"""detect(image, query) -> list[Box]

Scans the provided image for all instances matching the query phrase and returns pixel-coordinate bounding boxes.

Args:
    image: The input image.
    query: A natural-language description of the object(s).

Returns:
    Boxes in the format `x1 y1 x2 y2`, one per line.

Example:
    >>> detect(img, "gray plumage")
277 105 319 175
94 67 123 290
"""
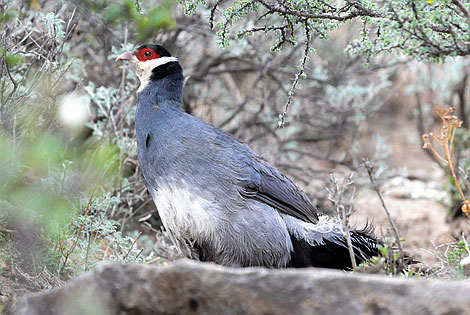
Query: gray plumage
119 44 378 269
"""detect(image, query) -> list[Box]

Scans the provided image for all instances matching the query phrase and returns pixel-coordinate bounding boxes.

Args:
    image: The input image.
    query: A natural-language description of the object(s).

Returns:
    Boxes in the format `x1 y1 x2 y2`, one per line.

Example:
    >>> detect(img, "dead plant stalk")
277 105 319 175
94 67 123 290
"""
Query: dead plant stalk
327 173 357 270
422 106 469 218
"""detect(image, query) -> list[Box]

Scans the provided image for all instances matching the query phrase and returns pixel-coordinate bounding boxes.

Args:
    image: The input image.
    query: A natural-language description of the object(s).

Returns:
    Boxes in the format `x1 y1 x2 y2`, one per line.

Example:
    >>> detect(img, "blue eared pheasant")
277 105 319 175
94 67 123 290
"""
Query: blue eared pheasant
116 44 378 269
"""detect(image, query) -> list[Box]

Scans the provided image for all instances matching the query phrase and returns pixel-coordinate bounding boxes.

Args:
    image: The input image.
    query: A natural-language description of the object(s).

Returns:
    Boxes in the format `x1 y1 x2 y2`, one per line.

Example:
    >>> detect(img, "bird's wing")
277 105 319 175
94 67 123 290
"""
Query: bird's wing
203 122 319 224
239 158 319 224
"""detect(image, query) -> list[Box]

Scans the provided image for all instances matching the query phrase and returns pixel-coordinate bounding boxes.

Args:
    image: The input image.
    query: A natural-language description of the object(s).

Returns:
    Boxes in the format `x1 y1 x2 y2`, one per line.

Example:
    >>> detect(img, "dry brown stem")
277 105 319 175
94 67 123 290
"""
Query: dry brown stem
422 106 469 218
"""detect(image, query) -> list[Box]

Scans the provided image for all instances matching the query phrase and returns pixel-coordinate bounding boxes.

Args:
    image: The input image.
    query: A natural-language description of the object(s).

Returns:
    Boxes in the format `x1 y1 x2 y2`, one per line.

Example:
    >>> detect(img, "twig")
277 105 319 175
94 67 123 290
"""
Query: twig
210 0 225 29
135 0 144 14
256 0 384 21
123 231 142 261
84 232 92 271
278 22 310 128
62 196 93 269
452 0 469 17
327 173 358 270
363 158 404 268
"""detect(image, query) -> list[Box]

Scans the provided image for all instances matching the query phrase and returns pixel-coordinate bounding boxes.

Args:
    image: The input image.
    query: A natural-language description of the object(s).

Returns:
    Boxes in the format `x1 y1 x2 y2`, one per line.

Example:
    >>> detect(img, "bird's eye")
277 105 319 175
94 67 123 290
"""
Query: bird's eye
136 48 161 61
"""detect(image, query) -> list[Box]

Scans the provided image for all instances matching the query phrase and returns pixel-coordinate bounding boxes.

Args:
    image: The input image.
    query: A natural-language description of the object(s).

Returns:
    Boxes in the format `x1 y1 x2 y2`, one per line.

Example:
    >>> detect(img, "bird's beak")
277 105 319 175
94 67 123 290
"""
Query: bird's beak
115 51 134 62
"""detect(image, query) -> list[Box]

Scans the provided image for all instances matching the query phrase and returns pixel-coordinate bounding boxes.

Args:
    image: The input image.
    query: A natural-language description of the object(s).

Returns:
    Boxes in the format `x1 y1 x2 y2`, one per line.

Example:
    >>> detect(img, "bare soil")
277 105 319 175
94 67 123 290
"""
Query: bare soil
351 108 464 265
353 191 452 264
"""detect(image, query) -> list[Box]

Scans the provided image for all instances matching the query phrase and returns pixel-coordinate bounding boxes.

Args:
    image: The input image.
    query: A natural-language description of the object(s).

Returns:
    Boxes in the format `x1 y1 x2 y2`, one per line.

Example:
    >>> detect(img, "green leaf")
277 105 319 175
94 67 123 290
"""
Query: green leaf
6 54 24 67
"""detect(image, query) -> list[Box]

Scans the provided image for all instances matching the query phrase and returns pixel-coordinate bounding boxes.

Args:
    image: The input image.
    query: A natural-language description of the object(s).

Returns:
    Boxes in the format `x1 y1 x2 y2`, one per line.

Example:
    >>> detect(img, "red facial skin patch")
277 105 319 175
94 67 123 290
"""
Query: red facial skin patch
136 48 161 61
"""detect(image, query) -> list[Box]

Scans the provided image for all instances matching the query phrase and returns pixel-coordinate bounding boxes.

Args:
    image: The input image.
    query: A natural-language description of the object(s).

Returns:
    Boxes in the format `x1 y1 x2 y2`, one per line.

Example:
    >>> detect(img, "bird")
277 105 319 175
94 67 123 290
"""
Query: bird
116 44 379 269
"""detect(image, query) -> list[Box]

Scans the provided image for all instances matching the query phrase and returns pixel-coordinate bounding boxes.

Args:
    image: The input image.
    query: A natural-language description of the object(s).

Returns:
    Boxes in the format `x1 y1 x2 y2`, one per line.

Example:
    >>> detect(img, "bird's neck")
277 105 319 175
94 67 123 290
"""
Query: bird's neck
137 62 184 108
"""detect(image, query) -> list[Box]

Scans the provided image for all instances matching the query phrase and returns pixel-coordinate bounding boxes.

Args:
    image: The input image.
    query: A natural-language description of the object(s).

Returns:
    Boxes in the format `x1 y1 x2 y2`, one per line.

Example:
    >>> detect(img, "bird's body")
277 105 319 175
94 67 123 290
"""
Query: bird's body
117 45 378 269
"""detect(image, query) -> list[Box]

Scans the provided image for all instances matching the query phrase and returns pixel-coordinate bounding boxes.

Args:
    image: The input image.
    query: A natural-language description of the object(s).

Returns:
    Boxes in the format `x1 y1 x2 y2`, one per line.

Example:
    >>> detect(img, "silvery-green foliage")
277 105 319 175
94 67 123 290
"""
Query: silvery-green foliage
84 48 139 158
0 1 150 286
0 7 83 138
183 0 470 61
66 192 145 273
41 12 66 41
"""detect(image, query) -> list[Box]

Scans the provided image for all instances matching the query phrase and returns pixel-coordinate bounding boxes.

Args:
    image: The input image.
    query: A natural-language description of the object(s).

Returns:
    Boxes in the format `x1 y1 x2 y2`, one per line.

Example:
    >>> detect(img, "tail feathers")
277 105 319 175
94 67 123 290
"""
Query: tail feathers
350 226 380 261
287 224 379 269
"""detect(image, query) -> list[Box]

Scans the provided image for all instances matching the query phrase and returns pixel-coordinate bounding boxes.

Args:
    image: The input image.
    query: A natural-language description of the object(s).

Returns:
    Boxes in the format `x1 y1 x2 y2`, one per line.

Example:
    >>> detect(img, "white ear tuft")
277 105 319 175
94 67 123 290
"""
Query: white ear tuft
136 57 179 92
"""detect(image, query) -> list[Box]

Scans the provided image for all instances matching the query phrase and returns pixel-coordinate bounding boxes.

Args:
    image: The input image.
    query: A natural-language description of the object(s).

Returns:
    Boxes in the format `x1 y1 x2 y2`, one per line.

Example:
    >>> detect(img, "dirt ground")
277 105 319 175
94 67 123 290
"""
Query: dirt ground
350 108 465 265
353 190 452 264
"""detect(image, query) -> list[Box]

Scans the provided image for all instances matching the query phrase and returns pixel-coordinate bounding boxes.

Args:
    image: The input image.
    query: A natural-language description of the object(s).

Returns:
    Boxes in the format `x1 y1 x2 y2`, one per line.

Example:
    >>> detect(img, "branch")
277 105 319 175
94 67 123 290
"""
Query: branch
257 0 384 21
452 0 469 17
278 22 310 127
363 159 404 269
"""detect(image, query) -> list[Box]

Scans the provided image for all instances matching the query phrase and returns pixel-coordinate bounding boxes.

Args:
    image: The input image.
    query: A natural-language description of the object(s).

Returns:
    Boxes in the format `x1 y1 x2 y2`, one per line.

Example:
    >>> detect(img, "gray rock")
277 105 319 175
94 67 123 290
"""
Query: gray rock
383 176 449 203
11 259 470 315
460 255 470 277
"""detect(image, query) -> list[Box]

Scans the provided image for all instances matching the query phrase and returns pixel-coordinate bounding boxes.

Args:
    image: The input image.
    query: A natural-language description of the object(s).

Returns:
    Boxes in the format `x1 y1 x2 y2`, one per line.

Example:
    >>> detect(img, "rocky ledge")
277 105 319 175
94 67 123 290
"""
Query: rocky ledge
10 259 470 315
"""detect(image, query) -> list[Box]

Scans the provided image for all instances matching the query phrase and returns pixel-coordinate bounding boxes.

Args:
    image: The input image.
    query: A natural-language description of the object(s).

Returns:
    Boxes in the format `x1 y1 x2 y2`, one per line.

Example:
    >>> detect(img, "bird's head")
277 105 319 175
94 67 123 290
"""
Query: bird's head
115 44 180 92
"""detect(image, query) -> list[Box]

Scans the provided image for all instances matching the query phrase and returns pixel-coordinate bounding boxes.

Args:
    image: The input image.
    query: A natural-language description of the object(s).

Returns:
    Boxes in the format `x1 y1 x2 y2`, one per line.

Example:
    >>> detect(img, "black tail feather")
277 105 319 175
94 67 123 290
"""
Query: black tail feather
287 225 379 269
